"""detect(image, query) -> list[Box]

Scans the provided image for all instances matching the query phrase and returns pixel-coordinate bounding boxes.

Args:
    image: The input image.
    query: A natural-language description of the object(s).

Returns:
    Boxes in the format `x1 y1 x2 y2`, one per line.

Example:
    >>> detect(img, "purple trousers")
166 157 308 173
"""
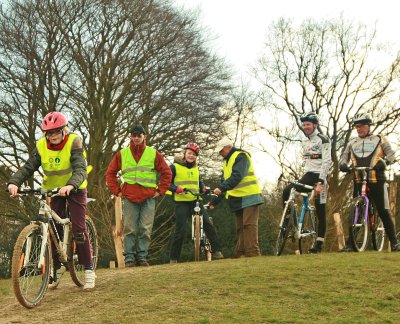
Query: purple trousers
50 189 92 267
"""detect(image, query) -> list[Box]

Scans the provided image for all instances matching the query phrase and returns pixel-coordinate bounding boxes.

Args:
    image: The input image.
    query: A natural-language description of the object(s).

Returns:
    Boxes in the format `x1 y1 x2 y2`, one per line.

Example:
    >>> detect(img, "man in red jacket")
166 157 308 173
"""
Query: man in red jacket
106 125 172 266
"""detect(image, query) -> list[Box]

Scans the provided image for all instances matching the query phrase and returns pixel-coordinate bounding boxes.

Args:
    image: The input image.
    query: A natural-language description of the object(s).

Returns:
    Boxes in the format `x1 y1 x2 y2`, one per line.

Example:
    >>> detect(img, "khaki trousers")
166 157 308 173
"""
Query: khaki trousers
235 205 261 257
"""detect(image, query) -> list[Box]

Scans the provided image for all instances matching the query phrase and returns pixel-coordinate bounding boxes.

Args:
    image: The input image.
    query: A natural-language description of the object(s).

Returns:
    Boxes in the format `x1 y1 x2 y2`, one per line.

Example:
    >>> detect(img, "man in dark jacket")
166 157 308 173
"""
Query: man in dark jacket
106 125 172 266
212 138 264 258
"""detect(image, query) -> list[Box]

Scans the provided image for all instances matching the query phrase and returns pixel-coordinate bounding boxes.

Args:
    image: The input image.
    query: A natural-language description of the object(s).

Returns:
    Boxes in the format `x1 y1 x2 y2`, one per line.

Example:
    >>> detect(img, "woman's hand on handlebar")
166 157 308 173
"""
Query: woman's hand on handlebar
58 185 75 196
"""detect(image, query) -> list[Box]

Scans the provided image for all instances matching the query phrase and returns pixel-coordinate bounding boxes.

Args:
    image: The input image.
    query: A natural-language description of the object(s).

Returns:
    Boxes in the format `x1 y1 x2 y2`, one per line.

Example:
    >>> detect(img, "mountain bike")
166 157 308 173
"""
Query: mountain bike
11 188 98 308
183 189 215 262
276 181 317 256
346 167 385 252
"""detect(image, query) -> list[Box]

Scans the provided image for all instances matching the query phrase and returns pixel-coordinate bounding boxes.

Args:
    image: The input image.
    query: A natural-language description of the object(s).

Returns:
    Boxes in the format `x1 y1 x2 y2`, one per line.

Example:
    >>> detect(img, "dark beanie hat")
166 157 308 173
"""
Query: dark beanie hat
130 124 146 135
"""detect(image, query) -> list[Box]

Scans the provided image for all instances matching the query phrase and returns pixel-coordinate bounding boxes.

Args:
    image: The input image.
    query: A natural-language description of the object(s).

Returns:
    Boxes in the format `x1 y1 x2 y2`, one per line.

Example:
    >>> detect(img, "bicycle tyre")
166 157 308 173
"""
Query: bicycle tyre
276 201 294 256
371 217 385 251
69 216 98 287
298 210 317 254
12 223 51 309
193 215 201 261
349 197 368 252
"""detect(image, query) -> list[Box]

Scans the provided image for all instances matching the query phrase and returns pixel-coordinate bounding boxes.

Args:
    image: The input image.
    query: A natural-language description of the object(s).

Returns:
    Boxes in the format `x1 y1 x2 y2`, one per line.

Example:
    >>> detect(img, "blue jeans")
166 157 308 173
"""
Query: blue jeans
123 198 155 261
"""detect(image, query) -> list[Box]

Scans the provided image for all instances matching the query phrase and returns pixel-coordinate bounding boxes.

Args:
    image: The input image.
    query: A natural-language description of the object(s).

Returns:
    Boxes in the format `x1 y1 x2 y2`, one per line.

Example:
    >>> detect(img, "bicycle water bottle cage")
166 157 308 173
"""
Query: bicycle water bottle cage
74 232 86 244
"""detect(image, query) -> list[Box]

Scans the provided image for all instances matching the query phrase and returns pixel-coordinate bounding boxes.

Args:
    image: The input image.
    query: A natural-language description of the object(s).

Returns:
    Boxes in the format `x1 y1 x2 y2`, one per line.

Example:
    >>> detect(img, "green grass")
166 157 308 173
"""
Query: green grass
1 252 400 323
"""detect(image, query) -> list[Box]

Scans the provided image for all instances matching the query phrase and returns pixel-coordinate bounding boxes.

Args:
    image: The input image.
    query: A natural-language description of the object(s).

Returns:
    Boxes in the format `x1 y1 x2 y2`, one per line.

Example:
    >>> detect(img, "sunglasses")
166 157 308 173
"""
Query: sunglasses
46 128 63 136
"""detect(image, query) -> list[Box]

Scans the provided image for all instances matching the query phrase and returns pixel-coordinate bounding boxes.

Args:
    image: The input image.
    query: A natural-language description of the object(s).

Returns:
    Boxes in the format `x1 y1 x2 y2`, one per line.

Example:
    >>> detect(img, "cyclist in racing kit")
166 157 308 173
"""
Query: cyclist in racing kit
282 112 332 253
339 112 400 252
7 112 96 290
168 142 224 263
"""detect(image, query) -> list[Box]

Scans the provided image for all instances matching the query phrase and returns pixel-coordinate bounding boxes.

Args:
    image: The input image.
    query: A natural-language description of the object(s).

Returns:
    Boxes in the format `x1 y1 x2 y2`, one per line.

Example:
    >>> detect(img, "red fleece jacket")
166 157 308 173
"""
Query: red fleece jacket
106 141 172 203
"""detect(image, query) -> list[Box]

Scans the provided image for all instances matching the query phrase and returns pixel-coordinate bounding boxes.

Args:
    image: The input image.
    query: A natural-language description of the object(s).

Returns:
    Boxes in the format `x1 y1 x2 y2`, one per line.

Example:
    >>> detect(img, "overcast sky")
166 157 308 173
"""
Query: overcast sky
173 0 400 76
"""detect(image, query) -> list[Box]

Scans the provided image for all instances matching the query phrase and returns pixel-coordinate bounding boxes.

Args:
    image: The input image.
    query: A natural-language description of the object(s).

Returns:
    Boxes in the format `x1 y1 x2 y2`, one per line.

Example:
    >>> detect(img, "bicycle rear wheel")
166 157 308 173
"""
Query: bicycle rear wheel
12 223 51 309
275 201 294 256
68 216 98 287
298 210 317 254
349 198 368 252
193 215 201 261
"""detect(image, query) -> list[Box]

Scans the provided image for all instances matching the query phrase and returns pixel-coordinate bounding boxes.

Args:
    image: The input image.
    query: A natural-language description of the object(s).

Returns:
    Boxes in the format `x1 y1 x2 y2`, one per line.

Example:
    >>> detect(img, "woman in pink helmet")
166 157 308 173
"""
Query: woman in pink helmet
7 111 96 290
168 142 224 263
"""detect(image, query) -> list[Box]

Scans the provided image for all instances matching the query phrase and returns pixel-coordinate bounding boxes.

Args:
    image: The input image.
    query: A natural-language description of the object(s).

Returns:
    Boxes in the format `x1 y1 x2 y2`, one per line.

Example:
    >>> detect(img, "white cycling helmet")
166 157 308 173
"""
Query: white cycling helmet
352 112 373 125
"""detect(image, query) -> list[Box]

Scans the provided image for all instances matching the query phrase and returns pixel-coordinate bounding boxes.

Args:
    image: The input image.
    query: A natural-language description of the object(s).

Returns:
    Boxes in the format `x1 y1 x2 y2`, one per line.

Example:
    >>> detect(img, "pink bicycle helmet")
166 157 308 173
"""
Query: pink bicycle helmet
41 112 68 131
185 142 201 155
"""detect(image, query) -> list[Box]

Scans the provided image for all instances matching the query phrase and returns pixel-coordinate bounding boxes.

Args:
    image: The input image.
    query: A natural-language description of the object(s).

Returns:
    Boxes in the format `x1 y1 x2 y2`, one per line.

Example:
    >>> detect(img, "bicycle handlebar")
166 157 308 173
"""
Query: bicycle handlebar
182 188 218 198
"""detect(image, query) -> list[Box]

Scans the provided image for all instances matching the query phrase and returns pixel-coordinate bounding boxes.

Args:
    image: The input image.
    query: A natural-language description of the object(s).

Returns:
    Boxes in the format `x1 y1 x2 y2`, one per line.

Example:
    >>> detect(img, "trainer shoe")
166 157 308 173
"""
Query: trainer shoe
83 270 96 291
212 251 224 259
49 265 66 289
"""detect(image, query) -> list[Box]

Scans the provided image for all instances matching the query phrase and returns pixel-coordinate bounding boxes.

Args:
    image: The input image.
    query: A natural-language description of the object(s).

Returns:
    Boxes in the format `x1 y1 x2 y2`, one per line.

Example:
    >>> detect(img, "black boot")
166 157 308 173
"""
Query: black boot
308 240 323 254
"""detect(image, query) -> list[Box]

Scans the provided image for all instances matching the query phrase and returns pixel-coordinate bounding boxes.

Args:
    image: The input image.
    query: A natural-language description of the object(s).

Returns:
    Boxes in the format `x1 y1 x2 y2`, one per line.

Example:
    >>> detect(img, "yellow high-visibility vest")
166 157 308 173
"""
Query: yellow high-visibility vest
173 163 200 201
37 134 87 190
223 151 261 198
120 146 157 188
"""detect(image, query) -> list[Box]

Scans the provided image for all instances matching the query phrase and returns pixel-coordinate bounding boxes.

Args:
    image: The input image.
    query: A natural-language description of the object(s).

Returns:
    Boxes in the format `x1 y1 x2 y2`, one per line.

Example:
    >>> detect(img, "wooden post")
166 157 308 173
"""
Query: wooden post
113 196 125 268
389 182 397 252
333 213 345 251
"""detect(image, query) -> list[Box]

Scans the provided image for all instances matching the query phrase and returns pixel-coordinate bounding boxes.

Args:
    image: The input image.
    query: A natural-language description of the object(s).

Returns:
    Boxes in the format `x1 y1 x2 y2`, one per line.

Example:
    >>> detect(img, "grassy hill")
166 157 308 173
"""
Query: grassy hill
1 252 399 323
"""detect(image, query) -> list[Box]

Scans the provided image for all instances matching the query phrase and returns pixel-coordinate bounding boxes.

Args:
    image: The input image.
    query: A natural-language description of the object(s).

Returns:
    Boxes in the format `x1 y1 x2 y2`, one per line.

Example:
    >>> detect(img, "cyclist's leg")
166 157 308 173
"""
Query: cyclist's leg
67 189 93 269
169 202 191 261
368 182 398 249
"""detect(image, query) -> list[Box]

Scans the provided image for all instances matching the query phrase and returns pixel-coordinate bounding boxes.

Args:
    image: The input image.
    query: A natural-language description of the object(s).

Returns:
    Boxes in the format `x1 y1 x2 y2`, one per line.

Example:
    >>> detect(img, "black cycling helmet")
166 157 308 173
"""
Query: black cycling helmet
352 112 373 125
300 112 319 124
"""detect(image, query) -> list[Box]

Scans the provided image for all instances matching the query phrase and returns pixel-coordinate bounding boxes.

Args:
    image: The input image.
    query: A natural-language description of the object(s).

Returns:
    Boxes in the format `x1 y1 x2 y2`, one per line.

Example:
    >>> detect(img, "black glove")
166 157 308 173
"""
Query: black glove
339 163 350 172
373 159 386 171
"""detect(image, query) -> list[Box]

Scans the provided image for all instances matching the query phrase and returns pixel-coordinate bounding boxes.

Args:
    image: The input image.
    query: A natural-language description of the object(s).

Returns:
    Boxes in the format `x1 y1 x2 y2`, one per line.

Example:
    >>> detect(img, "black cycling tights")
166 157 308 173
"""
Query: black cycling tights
282 172 326 239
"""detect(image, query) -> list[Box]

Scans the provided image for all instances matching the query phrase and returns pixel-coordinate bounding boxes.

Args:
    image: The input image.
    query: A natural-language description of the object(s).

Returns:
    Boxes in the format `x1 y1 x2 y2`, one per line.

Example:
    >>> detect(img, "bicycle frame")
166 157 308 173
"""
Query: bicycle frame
23 191 71 272
276 181 317 255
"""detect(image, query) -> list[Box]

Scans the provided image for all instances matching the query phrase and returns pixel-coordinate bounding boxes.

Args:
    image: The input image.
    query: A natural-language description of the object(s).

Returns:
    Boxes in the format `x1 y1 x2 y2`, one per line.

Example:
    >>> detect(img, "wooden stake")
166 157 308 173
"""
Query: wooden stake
114 196 125 268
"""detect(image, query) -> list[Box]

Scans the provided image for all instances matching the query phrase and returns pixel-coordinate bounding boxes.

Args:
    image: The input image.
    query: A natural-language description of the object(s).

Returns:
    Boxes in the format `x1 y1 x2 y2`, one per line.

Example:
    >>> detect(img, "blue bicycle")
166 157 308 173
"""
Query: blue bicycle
276 181 318 255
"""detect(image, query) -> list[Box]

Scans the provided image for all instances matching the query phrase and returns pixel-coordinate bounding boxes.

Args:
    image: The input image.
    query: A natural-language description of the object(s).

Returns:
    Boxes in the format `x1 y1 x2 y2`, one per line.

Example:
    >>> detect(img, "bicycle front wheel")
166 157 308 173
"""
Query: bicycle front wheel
371 217 385 251
193 215 201 261
298 210 317 254
349 198 368 252
275 201 294 256
12 223 51 309
68 216 98 287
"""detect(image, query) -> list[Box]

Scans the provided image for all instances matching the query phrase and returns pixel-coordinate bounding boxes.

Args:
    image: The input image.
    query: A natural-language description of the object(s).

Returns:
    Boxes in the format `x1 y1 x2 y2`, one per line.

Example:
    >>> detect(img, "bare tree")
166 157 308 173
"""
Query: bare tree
0 0 231 266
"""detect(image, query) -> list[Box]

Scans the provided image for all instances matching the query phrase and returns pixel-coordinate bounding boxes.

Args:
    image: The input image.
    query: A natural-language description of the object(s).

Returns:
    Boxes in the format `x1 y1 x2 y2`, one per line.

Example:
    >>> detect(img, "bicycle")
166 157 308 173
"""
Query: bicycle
11 187 98 308
183 188 215 262
275 181 318 256
345 167 385 252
